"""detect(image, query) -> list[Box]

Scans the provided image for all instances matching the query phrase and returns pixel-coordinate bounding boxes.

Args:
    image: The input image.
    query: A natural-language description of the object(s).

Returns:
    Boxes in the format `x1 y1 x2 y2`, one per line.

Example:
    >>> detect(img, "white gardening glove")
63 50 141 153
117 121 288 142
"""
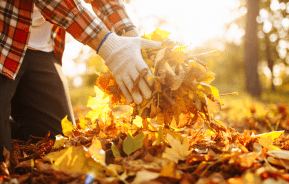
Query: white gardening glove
98 32 162 104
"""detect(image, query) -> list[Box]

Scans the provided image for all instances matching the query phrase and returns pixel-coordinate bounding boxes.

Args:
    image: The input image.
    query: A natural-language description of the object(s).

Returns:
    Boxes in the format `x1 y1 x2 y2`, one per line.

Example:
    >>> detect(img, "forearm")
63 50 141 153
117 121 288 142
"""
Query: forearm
85 0 137 36
86 27 110 51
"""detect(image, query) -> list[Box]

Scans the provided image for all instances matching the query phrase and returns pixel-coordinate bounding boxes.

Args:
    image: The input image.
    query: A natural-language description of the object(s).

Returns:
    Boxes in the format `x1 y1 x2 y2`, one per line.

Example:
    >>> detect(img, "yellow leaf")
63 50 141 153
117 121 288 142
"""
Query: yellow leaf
141 46 148 60
53 135 67 149
154 126 164 145
89 54 105 72
159 162 181 179
88 137 106 165
78 115 88 130
169 46 187 64
132 116 143 127
86 86 110 122
142 27 170 41
61 115 74 137
253 131 284 149
162 133 191 163
44 146 105 176
205 129 215 137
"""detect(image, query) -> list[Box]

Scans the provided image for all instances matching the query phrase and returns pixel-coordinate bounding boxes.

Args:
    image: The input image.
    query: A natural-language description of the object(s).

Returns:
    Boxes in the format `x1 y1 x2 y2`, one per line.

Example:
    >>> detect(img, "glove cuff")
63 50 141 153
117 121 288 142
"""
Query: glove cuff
98 32 123 61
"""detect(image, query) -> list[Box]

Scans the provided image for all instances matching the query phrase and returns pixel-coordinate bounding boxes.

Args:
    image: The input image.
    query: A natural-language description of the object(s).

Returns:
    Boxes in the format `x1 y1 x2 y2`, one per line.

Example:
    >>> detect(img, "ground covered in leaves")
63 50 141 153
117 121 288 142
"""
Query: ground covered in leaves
1 29 289 184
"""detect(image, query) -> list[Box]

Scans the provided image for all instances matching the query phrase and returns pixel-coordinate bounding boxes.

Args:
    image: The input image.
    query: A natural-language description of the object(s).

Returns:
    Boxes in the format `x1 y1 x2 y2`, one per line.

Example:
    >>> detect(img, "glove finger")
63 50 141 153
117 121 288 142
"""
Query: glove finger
129 68 152 100
144 69 154 87
140 39 162 49
136 60 154 87
138 78 152 99
123 75 143 104
116 78 133 103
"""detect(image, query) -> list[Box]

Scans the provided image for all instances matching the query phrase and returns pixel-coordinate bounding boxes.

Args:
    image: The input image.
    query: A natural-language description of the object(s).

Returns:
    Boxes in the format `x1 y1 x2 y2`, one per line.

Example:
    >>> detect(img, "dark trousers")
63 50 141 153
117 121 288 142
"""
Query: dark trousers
0 49 75 153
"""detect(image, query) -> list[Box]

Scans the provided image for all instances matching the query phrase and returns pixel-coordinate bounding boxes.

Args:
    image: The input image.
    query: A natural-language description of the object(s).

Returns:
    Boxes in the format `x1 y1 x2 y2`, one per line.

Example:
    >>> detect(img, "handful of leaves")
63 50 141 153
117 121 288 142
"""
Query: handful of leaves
96 28 222 128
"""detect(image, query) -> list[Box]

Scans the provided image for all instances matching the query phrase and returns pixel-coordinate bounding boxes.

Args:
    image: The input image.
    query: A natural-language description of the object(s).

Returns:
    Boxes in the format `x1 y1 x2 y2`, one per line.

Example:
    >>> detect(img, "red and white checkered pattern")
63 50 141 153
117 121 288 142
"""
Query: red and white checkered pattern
0 0 137 80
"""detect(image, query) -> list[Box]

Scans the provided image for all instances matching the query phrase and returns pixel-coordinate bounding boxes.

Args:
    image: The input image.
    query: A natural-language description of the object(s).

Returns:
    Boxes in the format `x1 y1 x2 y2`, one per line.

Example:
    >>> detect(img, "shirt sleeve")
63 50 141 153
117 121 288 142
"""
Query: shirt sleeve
84 0 138 36
34 0 105 44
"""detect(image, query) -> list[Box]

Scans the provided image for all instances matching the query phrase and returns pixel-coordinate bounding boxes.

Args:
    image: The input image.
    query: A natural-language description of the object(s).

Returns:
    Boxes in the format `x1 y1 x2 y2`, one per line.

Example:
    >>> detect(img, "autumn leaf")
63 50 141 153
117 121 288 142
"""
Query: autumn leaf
86 86 110 122
253 131 284 149
123 132 144 156
169 46 187 64
53 135 68 149
78 115 88 130
44 146 105 176
162 133 191 163
142 27 170 41
61 115 74 137
111 144 121 157
159 162 181 179
88 137 106 165
132 169 159 184
154 126 164 145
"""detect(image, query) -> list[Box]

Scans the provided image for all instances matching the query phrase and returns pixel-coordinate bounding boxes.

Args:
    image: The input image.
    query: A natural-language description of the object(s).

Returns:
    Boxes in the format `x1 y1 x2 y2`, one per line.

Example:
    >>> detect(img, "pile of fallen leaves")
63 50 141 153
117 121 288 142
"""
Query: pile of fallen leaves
94 28 228 130
1 29 289 184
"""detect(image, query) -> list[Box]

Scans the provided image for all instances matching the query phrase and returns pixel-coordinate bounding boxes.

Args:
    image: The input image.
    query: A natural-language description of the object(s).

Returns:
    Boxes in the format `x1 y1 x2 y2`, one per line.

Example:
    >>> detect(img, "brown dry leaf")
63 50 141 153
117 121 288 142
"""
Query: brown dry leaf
242 171 262 184
267 156 289 169
227 177 243 184
169 46 187 64
196 173 227 184
230 152 258 168
266 149 289 160
154 47 167 69
0 147 10 176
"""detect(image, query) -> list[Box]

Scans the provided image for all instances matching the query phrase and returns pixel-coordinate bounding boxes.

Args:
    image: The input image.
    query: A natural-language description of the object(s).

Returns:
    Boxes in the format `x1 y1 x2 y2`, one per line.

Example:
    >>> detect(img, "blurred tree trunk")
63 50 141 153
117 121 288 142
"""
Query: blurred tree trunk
264 35 275 91
244 0 262 96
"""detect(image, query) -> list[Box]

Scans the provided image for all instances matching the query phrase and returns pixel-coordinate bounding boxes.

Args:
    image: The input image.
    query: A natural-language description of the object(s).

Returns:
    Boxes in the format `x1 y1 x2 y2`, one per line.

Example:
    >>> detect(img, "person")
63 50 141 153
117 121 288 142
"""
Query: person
0 0 161 171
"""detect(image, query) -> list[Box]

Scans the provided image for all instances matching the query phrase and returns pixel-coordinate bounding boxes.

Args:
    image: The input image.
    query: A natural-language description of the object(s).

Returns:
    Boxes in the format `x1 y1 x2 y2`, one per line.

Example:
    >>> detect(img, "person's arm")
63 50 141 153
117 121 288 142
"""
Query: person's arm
84 0 138 36
34 0 105 45
34 0 162 104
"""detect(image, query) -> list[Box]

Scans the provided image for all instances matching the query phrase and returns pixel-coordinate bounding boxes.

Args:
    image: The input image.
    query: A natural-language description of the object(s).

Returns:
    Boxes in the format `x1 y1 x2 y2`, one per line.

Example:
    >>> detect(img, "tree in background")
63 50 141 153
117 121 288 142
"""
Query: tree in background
244 0 262 96
258 0 289 91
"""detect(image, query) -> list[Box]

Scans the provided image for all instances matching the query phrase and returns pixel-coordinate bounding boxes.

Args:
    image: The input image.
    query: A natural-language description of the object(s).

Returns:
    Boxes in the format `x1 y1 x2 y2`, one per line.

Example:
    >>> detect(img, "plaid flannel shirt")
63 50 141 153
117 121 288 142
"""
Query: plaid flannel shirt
0 0 137 80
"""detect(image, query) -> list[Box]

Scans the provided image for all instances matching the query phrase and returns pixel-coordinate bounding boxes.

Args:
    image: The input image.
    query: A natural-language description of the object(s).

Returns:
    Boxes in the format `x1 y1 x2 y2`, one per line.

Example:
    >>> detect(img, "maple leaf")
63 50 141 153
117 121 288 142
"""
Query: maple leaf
162 133 191 163
86 86 110 122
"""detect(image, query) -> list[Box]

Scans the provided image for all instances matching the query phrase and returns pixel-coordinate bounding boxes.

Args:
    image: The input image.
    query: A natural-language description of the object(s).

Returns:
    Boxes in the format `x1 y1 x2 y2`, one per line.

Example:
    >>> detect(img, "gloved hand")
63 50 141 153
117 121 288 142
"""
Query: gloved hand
98 32 162 104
